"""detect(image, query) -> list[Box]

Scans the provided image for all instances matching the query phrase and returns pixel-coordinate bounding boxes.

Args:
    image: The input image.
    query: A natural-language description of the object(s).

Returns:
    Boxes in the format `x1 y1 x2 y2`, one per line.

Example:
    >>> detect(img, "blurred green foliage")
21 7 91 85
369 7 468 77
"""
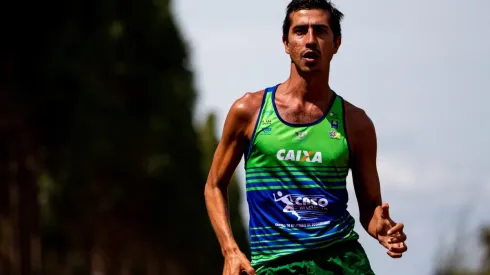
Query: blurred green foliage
0 0 249 274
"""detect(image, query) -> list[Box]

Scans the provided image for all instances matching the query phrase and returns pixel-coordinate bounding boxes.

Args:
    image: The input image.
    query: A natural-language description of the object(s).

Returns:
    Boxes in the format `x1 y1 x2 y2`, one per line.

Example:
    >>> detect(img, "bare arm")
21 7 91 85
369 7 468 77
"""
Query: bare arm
347 106 382 239
204 92 261 257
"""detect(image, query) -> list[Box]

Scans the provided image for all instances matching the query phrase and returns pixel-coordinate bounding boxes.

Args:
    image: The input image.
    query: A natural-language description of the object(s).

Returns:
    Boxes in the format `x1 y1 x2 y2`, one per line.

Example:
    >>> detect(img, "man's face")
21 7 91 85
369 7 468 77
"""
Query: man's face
283 9 341 74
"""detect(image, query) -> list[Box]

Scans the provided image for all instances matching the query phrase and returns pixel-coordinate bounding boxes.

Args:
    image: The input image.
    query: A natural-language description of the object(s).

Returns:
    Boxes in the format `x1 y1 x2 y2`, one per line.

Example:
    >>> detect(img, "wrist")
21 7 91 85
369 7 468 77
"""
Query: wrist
369 224 378 240
221 244 240 257
367 209 382 239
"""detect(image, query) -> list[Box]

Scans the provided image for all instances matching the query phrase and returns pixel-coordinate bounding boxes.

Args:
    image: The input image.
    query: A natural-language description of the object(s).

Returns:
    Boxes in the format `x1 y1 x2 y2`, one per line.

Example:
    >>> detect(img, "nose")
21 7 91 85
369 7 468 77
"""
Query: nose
305 27 317 47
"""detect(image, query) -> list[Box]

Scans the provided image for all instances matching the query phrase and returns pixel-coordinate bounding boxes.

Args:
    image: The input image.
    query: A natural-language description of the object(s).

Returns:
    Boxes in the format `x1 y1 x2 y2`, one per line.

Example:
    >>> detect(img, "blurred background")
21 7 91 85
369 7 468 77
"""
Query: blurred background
0 0 489 274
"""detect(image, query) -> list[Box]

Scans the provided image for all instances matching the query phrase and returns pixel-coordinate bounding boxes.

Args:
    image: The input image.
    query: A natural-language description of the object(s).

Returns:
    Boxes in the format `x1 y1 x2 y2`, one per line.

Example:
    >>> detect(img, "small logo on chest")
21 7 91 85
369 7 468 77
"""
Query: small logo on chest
261 127 272 135
262 119 272 125
295 131 307 139
329 131 341 139
276 149 322 163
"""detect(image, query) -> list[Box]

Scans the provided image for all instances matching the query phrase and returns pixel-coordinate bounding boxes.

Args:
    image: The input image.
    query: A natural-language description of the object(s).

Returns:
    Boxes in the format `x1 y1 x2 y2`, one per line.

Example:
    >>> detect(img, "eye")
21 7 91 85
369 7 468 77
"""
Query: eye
293 26 308 35
313 26 328 35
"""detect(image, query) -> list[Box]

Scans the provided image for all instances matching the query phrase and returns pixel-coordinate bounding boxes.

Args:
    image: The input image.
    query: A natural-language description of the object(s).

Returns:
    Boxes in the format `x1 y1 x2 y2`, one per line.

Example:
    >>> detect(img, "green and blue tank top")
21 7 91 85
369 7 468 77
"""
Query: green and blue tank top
244 84 359 269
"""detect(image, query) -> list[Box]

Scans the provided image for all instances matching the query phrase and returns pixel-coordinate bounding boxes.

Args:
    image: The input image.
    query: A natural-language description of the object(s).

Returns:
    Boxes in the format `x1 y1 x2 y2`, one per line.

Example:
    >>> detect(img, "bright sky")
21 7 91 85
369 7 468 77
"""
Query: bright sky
171 1 490 274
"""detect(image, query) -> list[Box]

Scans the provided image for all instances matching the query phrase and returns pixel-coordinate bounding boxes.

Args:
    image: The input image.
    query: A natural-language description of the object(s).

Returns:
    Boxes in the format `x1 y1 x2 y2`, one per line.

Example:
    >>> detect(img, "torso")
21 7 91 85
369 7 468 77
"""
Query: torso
241 84 363 268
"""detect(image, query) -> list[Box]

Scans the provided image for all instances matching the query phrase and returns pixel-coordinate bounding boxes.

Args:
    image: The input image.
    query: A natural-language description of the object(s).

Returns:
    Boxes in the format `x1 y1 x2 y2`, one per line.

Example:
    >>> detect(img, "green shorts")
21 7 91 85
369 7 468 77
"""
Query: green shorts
255 240 375 275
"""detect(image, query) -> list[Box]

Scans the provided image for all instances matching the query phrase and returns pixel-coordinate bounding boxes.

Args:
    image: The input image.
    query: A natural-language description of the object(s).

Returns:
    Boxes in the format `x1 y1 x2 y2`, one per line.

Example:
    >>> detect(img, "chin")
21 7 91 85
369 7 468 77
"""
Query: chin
299 66 322 74
293 62 322 74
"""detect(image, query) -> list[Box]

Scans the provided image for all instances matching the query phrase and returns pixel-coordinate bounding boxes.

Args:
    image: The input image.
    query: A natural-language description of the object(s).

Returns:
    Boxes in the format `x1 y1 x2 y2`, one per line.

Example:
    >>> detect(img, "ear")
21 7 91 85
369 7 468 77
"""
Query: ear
282 35 290 54
333 36 342 54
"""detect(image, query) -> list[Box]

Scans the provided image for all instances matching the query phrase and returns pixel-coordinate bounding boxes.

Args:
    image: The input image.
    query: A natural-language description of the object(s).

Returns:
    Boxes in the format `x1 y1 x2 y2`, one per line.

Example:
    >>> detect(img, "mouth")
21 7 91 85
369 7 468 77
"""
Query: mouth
302 51 320 62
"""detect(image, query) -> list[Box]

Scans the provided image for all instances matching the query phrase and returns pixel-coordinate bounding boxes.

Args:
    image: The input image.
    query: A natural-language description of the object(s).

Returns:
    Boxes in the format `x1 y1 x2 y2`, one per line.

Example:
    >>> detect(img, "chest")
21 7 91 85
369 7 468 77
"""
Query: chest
249 119 349 167
275 103 327 125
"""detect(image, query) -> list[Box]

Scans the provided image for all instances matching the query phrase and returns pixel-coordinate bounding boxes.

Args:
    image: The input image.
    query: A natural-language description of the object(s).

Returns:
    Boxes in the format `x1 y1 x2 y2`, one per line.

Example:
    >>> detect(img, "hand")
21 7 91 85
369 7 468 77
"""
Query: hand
376 202 407 258
223 251 255 275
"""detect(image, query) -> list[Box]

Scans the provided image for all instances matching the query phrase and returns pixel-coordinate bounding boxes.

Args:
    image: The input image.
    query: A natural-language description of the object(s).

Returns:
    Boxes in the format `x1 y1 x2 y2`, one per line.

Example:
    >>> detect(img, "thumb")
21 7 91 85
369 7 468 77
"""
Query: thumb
381 202 390 220
242 259 255 275
244 265 256 275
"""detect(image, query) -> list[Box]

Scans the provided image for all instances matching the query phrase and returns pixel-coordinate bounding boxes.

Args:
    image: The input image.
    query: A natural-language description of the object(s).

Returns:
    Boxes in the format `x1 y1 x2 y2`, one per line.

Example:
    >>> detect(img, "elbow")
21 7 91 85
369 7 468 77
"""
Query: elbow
204 179 228 212
204 182 215 211
204 180 213 199
204 173 215 194
204 177 222 199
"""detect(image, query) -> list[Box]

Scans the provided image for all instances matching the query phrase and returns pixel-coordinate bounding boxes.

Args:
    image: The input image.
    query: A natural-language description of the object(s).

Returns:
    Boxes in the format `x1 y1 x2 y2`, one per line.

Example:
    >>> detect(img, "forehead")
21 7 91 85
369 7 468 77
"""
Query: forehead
290 9 331 26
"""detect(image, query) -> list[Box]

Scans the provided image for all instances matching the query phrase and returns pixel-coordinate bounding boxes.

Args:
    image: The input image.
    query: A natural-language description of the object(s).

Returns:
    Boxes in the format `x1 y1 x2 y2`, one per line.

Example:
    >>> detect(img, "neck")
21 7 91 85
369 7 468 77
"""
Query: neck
283 64 332 101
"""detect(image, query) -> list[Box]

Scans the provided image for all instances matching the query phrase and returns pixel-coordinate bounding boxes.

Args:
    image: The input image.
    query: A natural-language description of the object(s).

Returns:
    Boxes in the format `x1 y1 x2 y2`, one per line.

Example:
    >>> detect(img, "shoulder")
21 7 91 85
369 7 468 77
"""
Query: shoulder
342 98 376 151
228 90 265 122
343 99 374 131
223 90 266 138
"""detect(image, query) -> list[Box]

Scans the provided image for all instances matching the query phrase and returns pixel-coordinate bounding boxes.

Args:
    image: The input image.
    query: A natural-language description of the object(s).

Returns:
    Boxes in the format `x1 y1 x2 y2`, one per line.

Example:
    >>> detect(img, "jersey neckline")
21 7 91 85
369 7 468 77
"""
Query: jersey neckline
270 83 337 128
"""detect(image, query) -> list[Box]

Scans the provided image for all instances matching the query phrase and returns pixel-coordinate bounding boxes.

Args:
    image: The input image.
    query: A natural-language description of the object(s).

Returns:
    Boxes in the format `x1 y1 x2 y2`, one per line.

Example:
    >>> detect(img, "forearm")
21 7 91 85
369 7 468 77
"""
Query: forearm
204 181 240 256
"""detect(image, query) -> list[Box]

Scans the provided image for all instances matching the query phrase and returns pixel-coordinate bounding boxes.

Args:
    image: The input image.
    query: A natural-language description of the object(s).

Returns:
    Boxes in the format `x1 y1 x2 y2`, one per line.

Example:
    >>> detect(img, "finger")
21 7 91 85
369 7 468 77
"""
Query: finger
242 263 256 275
242 267 255 275
379 239 390 250
389 242 408 253
387 250 403 258
387 223 404 235
381 202 390 220
388 232 407 243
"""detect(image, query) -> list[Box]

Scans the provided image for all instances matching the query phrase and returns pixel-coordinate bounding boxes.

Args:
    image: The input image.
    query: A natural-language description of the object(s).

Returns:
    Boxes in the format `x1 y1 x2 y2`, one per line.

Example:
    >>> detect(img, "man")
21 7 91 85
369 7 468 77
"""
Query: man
204 0 408 274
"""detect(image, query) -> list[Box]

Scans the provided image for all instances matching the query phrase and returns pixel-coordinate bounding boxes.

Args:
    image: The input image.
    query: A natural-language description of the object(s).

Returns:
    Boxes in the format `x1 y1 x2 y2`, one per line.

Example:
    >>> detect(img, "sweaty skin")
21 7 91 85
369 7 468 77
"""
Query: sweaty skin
204 91 406 274
204 92 262 275
204 7 407 275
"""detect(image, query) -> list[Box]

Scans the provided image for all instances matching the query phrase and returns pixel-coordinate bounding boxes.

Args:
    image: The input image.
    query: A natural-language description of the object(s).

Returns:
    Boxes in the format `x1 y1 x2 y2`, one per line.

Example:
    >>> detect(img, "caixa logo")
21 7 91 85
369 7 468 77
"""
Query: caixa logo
276 149 322 163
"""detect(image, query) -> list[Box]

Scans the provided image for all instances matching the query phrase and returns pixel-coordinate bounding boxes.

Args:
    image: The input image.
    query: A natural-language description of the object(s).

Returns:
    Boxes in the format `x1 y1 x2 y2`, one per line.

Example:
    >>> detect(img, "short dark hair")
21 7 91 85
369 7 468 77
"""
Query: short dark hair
282 0 344 42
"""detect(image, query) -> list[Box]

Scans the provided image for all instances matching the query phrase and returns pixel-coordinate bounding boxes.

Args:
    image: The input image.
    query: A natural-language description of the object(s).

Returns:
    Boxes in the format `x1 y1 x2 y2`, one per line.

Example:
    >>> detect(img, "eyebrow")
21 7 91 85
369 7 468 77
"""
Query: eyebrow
292 23 329 30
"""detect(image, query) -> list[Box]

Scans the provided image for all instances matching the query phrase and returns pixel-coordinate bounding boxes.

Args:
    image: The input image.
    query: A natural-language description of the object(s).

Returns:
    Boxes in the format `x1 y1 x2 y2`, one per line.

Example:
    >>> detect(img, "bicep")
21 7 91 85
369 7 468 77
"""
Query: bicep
351 116 382 209
206 108 249 189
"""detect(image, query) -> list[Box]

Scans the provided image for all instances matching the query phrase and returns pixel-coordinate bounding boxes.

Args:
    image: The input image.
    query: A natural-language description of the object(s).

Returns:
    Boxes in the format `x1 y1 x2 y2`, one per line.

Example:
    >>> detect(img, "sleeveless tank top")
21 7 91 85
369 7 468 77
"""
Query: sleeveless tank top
244 84 359 268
